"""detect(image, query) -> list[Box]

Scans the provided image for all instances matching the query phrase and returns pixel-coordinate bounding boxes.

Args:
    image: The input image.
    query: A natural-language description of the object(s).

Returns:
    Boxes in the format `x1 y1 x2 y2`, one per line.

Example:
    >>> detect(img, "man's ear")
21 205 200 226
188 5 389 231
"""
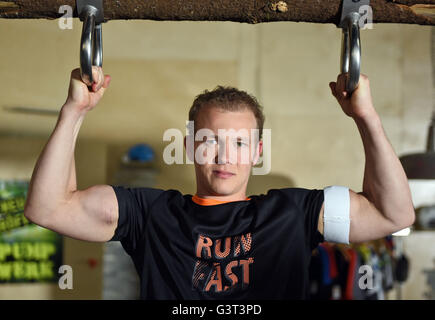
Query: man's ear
184 135 195 163
252 140 263 165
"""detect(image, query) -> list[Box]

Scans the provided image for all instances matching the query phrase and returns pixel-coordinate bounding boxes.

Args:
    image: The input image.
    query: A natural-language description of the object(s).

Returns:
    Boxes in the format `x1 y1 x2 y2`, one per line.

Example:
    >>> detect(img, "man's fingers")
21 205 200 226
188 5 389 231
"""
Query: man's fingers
70 68 82 81
334 73 350 100
91 74 111 93
329 82 337 98
92 82 99 92
91 66 104 91
330 81 346 100
336 73 347 92
102 75 111 89
70 67 105 91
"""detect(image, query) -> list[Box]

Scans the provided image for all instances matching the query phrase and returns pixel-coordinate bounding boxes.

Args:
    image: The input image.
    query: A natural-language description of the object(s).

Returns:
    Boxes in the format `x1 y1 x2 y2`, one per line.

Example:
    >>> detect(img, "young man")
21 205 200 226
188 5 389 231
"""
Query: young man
24 67 415 299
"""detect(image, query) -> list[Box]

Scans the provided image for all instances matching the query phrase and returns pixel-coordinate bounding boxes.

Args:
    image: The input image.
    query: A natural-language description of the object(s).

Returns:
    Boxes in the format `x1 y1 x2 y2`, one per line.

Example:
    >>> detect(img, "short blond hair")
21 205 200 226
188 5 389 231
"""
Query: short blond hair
188 86 265 139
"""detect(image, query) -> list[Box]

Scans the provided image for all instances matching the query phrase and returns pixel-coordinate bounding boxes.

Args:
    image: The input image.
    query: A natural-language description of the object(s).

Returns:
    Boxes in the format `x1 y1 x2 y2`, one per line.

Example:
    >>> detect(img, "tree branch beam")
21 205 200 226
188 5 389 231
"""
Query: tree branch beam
0 0 433 25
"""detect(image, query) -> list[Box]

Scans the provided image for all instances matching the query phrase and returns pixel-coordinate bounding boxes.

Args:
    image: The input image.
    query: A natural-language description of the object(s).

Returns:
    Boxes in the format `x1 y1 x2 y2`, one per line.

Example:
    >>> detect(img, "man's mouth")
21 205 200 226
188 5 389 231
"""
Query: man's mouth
213 170 235 179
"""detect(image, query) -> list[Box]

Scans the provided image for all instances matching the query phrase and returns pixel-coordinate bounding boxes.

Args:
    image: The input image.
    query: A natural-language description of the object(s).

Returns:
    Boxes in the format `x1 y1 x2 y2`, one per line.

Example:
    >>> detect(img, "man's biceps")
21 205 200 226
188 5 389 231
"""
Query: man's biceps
348 192 398 243
104 186 120 226
76 185 119 226
349 190 364 220
349 191 382 223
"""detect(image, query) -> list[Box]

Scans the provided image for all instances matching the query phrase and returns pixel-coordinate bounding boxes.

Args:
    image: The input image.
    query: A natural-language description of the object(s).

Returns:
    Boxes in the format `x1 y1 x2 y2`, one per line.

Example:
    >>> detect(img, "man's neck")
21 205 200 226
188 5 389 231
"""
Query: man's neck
194 192 248 202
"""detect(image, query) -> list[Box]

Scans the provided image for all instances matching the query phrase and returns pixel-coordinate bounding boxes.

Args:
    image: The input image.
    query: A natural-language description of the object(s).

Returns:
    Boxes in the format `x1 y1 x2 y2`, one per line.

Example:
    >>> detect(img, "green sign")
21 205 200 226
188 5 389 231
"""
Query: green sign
0 180 63 283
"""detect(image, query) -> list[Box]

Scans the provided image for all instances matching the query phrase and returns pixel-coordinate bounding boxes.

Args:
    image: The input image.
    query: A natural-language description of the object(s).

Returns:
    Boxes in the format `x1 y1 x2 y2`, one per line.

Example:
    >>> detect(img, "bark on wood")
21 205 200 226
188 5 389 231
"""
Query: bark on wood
0 0 433 25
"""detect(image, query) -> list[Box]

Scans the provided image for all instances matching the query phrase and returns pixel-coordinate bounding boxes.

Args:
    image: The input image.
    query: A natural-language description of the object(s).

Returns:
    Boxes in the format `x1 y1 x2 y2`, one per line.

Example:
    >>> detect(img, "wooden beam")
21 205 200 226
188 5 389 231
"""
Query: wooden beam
0 0 433 25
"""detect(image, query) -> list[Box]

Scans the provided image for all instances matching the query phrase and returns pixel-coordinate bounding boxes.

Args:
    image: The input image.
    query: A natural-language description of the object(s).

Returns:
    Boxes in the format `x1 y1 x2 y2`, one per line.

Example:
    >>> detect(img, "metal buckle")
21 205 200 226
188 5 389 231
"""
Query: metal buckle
76 0 104 86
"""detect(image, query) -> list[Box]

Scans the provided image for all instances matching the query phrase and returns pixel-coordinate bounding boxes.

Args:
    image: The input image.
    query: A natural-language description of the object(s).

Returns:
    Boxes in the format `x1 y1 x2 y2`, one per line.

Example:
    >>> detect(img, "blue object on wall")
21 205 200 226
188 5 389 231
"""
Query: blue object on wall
127 144 155 163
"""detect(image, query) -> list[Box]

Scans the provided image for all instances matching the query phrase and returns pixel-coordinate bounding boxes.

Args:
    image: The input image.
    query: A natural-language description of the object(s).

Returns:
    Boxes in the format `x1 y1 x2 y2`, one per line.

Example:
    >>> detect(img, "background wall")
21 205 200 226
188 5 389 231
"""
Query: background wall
0 136 106 299
0 17 432 299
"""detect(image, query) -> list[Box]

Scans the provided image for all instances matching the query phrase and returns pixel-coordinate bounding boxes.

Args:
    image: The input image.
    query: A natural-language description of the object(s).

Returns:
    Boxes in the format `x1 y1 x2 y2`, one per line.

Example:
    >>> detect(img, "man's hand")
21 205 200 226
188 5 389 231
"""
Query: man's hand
329 73 376 120
63 66 111 116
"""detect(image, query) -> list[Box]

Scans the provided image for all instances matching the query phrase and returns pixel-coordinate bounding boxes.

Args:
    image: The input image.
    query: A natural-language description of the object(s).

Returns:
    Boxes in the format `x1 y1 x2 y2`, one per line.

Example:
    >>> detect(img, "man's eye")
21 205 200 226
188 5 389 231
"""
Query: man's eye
236 141 248 147
205 139 217 145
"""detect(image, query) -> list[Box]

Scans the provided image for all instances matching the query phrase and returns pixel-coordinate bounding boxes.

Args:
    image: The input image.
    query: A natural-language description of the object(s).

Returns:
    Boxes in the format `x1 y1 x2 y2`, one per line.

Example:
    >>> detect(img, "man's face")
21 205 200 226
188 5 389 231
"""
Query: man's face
186 105 262 198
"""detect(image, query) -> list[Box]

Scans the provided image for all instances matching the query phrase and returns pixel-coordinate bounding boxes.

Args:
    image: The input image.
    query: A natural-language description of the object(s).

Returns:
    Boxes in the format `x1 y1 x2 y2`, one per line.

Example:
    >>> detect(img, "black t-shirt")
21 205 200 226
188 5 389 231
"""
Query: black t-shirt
109 186 325 300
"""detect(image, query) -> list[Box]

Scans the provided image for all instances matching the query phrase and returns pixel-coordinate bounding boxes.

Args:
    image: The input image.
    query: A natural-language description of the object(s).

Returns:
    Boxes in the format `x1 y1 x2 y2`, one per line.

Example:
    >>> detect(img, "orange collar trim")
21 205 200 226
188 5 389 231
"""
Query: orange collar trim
192 195 251 206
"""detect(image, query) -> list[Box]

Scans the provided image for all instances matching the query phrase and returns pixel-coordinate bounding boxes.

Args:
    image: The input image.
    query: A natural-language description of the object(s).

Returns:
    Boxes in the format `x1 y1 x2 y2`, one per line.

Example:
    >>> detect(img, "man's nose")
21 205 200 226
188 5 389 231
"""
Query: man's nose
215 138 237 164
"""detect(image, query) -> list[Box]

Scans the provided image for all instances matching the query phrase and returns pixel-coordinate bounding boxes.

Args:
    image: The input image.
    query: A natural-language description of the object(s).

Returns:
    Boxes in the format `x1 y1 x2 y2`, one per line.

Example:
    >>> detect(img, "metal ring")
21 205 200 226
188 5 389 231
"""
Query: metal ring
340 12 360 94
80 6 103 86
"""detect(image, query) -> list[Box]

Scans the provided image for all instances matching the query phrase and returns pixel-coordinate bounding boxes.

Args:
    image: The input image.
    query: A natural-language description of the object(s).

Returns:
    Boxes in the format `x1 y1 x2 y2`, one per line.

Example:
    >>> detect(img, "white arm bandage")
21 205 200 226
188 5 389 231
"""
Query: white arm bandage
323 185 350 244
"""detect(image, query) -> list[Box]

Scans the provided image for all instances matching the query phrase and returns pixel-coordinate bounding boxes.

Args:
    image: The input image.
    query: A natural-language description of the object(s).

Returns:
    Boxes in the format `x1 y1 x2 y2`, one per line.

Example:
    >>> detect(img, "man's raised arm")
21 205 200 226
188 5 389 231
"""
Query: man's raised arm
24 67 118 242
317 74 415 243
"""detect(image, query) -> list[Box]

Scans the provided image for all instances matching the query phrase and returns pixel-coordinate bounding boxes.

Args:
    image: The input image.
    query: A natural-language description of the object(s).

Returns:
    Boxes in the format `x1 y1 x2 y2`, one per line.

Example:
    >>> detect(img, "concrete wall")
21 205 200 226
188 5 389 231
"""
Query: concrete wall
0 135 106 299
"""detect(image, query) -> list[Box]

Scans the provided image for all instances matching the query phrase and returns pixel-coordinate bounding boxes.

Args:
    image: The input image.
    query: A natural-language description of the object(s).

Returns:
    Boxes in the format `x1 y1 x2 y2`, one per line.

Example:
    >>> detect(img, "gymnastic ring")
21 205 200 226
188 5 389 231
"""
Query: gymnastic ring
340 12 360 94
79 3 103 86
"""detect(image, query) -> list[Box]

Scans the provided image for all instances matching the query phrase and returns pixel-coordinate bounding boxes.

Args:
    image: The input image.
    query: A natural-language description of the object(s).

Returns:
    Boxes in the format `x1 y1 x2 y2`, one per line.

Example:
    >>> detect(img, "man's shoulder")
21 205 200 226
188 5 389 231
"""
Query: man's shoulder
249 188 324 211
110 185 178 202
249 187 315 199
